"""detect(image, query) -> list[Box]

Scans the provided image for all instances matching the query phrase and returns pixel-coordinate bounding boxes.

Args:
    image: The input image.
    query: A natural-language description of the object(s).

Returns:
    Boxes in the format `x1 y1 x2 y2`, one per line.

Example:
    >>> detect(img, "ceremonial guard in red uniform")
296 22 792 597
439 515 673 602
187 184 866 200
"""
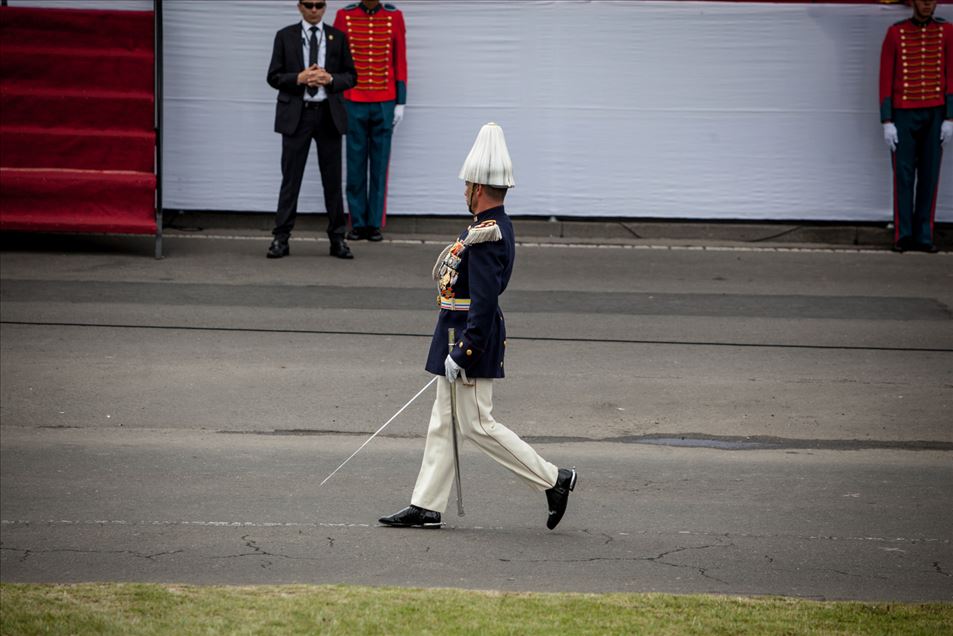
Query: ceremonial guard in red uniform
879 0 953 253
378 123 577 531
333 1 407 242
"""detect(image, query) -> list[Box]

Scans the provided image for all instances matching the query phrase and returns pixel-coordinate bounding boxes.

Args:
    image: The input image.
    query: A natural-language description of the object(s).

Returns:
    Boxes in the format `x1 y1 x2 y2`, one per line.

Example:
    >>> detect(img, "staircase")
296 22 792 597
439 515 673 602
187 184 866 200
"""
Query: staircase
0 6 157 237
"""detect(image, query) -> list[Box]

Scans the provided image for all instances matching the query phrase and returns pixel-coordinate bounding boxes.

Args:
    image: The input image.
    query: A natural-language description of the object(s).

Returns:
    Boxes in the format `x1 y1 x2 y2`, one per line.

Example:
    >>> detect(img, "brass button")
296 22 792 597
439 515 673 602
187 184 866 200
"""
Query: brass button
466 349 473 356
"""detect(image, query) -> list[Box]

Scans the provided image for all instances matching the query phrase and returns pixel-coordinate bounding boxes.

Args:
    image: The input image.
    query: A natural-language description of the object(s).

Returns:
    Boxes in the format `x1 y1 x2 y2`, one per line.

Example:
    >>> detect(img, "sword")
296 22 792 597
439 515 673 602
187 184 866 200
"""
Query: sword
448 328 465 517
319 376 437 487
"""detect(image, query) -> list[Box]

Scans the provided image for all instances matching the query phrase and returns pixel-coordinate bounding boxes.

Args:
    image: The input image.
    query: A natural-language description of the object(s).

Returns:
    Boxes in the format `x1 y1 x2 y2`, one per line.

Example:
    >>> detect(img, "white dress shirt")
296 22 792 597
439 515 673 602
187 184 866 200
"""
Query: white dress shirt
301 19 328 102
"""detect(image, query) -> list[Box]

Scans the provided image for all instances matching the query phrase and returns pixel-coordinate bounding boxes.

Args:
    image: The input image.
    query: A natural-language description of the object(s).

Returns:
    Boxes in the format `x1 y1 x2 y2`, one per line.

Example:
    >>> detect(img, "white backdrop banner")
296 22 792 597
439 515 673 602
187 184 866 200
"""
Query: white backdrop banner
28 0 951 221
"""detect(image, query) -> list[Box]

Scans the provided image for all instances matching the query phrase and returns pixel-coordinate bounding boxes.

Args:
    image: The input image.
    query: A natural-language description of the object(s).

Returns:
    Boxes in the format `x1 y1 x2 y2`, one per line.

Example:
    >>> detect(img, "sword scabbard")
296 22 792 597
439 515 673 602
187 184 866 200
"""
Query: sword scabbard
448 327 465 516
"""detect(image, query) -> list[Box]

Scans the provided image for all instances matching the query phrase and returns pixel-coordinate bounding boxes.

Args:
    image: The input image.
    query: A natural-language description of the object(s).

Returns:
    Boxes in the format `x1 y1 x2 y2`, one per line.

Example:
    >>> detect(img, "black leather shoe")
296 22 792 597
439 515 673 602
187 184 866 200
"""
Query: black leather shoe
545 467 577 530
366 228 383 242
330 239 354 259
346 229 364 241
892 237 911 253
378 505 442 528
266 238 289 259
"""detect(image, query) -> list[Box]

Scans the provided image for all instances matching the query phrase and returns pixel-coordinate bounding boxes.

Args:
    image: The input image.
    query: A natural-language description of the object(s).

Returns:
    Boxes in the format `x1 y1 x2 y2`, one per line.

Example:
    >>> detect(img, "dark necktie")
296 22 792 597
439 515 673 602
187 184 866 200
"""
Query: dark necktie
307 26 318 97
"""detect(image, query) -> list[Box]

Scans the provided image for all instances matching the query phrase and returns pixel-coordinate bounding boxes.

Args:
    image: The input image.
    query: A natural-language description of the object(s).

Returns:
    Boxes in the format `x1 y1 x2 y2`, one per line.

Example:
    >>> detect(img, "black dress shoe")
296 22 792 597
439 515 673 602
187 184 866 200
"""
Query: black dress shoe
892 237 912 253
346 229 364 241
266 238 289 259
366 228 383 242
378 505 442 528
545 467 577 530
330 239 354 259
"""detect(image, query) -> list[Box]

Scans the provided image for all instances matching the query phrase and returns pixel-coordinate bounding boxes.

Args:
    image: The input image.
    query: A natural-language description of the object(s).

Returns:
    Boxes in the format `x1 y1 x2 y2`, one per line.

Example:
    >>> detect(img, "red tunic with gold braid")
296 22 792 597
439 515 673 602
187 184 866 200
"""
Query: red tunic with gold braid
879 17 953 121
333 2 407 104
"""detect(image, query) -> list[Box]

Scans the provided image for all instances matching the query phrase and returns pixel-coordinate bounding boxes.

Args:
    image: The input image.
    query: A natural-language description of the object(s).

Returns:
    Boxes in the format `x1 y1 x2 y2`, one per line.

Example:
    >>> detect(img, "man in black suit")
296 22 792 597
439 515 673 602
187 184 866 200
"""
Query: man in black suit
267 1 357 259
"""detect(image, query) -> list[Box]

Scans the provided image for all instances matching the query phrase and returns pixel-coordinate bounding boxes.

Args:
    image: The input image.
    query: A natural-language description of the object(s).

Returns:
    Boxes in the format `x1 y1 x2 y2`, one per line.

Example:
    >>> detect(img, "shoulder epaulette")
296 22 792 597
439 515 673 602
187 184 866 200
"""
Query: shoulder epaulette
343 3 359 9
463 220 502 246
383 3 398 11
936 17 947 23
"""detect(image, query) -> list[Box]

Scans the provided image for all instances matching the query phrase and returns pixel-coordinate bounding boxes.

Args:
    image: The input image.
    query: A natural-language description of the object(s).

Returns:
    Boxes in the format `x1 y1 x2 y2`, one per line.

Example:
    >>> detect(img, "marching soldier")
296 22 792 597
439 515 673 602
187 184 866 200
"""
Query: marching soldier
333 1 408 242
879 0 953 253
378 123 578 530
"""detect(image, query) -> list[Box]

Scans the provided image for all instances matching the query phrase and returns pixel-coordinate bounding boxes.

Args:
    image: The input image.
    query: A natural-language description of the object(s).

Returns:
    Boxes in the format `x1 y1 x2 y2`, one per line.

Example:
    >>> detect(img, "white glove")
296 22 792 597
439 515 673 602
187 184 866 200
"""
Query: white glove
883 122 898 152
941 120 953 145
393 104 405 128
444 354 468 384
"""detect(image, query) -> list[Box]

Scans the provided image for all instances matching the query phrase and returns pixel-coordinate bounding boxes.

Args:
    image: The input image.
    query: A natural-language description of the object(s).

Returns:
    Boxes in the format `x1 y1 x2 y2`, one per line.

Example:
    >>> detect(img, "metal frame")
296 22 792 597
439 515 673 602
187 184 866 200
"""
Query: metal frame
154 0 163 258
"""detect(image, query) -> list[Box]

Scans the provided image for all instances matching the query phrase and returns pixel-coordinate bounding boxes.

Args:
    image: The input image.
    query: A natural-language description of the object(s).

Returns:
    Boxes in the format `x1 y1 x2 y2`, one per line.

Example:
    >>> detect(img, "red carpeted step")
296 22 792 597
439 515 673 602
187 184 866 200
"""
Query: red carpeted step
0 6 153 53
0 86 154 131
0 6 157 239
0 168 156 234
0 45 154 93
1 126 155 172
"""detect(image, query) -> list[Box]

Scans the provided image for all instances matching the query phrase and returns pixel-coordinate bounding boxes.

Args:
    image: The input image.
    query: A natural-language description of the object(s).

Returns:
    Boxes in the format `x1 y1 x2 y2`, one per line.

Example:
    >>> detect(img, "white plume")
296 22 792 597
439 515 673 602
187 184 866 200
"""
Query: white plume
458 122 515 188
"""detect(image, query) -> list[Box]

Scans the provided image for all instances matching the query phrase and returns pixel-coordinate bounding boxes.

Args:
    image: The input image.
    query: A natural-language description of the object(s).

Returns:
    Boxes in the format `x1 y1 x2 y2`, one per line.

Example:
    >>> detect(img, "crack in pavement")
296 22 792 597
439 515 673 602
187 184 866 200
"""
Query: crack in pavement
827 569 890 581
498 542 733 585
0 545 182 562
645 544 733 585
581 529 614 545
933 561 950 577
209 535 320 567
2 519 948 546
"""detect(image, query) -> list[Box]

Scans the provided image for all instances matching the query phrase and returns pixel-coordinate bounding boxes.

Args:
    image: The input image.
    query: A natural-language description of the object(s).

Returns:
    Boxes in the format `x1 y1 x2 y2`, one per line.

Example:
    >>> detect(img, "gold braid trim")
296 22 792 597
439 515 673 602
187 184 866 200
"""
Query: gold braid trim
463 220 502 245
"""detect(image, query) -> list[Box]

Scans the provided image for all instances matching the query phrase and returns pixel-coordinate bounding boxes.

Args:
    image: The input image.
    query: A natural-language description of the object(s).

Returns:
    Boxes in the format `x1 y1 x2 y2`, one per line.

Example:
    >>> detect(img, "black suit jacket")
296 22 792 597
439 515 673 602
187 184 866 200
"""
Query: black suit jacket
267 22 356 136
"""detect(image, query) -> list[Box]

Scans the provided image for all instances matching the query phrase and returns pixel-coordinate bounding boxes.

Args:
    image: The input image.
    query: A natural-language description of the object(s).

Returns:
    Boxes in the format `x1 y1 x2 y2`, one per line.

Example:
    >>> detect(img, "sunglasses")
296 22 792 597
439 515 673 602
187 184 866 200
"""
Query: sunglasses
300 2 326 9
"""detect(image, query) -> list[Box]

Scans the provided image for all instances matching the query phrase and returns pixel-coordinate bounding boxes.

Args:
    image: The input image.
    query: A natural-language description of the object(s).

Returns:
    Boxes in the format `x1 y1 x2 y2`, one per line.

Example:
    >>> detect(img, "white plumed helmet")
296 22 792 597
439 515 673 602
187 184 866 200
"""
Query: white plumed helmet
458 122 515 188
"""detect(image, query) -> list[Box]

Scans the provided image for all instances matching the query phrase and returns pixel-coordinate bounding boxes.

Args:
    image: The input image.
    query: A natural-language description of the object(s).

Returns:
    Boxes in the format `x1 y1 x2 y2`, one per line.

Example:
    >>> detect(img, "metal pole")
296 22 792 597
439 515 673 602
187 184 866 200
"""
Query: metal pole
448 328 465 517
153 0 164 259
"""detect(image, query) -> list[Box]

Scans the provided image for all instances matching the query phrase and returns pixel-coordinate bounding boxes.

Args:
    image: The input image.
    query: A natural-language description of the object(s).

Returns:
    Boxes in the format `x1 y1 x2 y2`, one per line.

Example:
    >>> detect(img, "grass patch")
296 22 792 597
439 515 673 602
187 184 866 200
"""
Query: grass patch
1 583 950 635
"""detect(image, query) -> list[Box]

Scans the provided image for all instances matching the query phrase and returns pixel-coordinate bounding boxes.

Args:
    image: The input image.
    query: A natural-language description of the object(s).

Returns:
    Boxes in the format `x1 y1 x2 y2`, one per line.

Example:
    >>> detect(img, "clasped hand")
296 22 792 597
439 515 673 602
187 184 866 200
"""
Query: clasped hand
298 64 332 87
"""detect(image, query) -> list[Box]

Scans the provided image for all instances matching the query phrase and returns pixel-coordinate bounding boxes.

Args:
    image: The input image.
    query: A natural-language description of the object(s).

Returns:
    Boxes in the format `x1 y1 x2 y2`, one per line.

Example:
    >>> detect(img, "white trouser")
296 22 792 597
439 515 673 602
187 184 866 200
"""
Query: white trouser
411 377 559 514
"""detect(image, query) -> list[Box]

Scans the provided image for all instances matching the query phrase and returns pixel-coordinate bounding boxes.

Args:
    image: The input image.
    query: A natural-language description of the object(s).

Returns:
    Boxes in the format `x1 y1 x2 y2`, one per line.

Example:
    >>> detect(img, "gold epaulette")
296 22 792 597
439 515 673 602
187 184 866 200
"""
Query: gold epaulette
463 220 502 245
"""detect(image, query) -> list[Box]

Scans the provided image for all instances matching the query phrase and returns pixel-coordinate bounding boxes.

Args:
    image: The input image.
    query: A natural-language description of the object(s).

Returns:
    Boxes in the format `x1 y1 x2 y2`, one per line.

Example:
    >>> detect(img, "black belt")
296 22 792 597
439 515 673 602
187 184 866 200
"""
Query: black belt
303 100 327 109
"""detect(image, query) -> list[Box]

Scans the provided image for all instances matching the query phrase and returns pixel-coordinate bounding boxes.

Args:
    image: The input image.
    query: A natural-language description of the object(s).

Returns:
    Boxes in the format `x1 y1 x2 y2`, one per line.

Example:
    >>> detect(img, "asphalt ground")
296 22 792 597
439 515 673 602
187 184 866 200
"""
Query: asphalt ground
1 225 951 601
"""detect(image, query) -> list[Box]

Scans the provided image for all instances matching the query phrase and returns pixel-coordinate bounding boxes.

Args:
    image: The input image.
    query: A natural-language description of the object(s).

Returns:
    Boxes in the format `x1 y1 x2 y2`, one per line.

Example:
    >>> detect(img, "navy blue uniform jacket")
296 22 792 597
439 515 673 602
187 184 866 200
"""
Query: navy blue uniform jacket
425 206 514 378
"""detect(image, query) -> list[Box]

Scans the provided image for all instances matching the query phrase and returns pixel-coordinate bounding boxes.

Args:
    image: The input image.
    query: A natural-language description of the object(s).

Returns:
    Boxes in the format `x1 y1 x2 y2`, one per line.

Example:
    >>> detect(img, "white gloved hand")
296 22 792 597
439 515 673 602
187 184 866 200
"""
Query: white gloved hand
393 104 405 128
883 122 898 152
941 120 953 145
444 354 468 384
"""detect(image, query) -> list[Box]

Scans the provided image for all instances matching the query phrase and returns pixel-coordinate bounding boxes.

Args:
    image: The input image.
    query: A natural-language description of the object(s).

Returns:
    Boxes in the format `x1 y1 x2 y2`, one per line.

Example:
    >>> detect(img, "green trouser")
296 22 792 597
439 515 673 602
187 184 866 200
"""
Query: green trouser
891 106 944 246
345 100 395 230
